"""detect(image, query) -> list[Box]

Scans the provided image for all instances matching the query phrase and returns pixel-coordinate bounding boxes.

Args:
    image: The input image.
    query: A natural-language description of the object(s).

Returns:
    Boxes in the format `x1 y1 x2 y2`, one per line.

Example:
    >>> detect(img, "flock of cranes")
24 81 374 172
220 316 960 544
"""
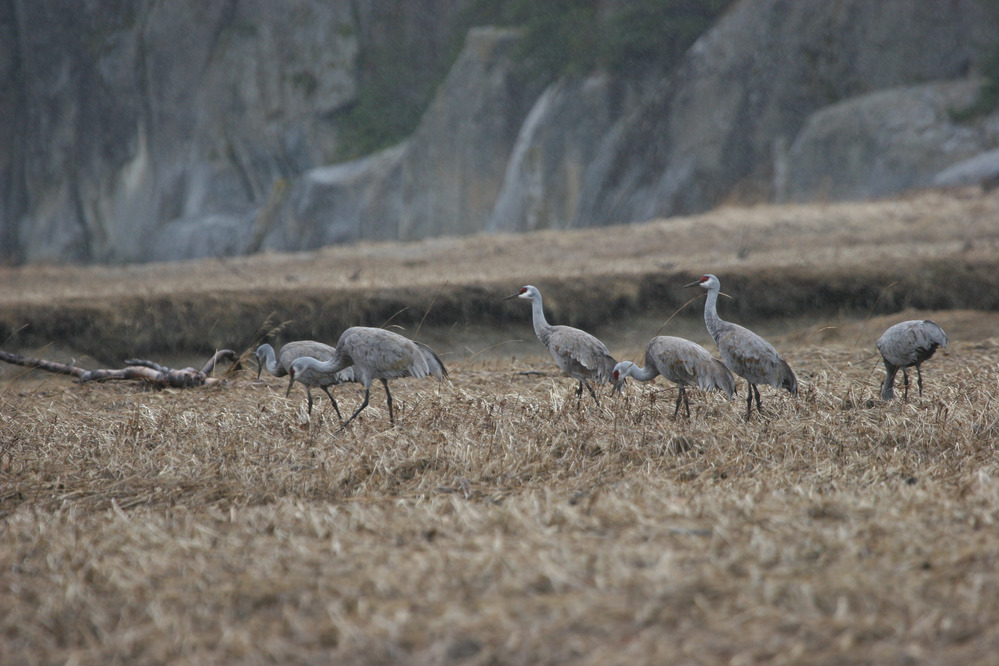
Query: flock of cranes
256 274 949 427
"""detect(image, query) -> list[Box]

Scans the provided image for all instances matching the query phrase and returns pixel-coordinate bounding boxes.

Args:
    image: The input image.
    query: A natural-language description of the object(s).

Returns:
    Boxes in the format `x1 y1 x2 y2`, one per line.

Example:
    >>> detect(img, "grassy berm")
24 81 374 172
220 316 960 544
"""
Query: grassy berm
2 188 999 663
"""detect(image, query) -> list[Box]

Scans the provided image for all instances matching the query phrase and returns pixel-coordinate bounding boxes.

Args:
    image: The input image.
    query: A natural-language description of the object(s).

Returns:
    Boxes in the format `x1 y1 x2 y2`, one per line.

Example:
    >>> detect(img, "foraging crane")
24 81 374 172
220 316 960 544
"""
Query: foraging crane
284 357 356 420
256 341 335 379
505 285 622 405
256 340 349 416
613 336 736 417
876 319 948 401
685 274 797 419
288 326 447 428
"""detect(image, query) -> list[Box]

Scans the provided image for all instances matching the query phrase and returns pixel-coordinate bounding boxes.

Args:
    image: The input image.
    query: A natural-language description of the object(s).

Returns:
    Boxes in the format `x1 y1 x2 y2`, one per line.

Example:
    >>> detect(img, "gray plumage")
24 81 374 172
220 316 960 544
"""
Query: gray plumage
256 340 335 379
686 274 797 419
289 326 448 428
876 319 948 401
613 336 736 417
505 285 622 405
256 340 350 416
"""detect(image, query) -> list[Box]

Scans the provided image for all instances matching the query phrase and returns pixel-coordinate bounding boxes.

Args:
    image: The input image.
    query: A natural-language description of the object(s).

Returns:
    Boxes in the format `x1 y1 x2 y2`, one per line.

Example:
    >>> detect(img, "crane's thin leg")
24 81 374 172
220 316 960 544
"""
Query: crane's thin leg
915 364 924 396
902 369 910 401
753 384 764 414
382 378 395 425
322 386 343 421
682 387 691 418
673 390 683 418
340 387 371 430
574 380 584 401
306 387 315 415
745 383 754 420
881 362 898 401
582 379 600 406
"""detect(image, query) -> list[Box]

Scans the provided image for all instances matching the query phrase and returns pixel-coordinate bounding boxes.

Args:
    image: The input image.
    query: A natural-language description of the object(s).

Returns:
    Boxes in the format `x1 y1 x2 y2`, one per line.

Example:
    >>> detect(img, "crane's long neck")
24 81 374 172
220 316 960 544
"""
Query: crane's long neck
269 352 285 375
259 347 281 376
298 354 350 376
530 295 553 343
702 286 725 343
624 361 657 382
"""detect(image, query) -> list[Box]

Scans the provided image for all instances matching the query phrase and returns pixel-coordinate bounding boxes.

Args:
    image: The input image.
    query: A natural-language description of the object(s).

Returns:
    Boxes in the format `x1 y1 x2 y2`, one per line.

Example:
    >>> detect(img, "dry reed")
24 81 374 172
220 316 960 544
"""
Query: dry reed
2 334 998 664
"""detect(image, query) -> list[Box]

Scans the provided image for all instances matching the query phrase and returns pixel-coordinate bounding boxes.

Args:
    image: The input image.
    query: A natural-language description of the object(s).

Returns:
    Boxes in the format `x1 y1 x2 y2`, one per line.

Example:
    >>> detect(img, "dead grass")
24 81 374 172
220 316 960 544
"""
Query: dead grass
3 327 999 663
3 188 999 663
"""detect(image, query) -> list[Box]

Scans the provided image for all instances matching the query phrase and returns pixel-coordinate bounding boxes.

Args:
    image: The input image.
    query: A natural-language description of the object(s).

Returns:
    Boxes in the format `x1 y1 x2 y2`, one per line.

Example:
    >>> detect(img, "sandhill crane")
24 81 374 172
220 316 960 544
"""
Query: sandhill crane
876 319 948 401
685 274 797 419
613 336 736 417
284 359 356 420
505 285 622 406
256 340 348 416
288 326 447 428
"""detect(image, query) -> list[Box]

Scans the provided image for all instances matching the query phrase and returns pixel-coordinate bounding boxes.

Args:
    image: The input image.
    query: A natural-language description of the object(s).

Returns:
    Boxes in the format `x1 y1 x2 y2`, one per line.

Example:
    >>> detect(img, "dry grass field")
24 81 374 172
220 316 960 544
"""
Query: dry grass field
3 187 999 664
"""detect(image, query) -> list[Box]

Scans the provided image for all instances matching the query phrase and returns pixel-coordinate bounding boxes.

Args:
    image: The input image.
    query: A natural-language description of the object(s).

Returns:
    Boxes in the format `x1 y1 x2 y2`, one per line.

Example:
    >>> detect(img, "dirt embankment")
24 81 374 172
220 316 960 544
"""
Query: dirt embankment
2 188 998 365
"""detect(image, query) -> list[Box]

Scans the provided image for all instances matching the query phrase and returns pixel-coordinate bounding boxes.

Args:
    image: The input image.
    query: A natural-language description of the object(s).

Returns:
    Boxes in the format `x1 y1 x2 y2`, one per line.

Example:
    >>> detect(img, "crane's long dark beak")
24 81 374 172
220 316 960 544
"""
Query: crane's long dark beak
683 279 701 288
256 363 263 380
285 372 296 397
503 292 520 300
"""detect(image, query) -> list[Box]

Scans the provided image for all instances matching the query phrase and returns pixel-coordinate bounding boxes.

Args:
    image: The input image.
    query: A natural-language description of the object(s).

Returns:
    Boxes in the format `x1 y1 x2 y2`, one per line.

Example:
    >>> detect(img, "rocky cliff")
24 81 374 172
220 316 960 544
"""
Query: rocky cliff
572 0 999 225
2 0 998 265
0 0 471 264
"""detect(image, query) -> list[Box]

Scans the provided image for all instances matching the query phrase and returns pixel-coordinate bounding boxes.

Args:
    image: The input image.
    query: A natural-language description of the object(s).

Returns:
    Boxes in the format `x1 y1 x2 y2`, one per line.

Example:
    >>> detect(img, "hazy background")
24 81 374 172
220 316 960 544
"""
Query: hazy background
2 0 998 265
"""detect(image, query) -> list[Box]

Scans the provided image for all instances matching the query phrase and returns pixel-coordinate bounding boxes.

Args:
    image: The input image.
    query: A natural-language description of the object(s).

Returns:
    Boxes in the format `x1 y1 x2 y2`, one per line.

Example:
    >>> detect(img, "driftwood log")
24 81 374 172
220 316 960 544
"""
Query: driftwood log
0 349 236 388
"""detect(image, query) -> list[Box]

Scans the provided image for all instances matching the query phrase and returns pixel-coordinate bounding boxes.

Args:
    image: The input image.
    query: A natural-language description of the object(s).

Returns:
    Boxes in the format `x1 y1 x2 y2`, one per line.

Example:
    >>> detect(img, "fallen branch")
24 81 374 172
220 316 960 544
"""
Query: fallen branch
0 349 236 388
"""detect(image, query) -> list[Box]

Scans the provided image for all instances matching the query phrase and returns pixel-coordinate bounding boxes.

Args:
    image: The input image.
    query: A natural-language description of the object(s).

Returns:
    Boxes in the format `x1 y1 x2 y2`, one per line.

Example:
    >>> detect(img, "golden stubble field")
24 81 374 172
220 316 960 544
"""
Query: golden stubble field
2 188 999 664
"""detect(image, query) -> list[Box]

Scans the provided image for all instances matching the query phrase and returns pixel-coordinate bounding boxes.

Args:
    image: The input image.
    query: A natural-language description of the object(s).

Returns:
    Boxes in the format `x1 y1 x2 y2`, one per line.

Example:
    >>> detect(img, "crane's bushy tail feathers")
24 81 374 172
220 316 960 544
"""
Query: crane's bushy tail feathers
415 341 448 380
704 359 737 399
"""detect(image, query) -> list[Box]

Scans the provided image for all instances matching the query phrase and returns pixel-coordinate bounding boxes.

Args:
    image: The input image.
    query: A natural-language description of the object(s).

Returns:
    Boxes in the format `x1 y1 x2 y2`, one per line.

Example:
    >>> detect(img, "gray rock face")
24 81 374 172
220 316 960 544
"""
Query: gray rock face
3 0 999 265
267 143 408 252
0 0 471 264
487 74 620 233
263 28 531 253
783 81 999 202
933 148 999 189
4 0 360 264
396 28 535 241
574 0 997 225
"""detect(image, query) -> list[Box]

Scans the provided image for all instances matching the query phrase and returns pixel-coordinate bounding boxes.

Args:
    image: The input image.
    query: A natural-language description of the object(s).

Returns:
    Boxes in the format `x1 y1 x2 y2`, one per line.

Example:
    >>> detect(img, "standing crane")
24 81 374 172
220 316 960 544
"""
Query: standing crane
288 327 447 428
505 285 622 406
876 319 948 401
256 340 350 416
685 274 797 419
613 336 736 418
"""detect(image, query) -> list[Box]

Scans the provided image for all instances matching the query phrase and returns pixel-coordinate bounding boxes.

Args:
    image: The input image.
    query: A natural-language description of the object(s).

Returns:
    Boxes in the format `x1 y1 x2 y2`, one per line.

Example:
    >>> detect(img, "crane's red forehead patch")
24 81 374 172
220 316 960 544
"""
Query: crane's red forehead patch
700 276 710 283
520 287 528 294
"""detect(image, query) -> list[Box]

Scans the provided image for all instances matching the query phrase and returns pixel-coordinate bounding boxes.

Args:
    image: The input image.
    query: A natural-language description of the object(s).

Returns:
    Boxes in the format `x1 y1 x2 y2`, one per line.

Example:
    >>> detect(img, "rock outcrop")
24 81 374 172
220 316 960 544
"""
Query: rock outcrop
2 0 363 264
486 74 621 233
3 0 999 265
783 80 999 202
0 0 472 264
572 0 998 226
261 28 533 254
